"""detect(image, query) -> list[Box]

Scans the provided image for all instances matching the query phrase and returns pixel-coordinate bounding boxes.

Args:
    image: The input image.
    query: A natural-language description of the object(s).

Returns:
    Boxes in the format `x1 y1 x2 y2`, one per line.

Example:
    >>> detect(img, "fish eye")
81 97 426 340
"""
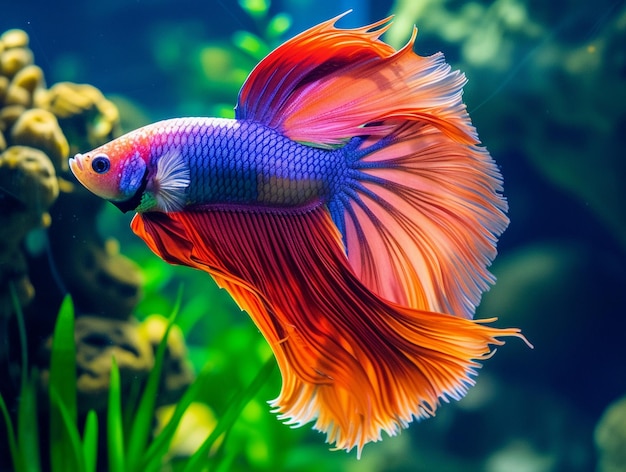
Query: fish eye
91 155 110 174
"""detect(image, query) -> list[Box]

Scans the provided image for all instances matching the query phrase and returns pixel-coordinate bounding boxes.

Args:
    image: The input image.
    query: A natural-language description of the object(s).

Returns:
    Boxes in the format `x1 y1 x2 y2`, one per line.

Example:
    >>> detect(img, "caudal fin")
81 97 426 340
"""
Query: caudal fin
238 13 507 318
332 121 508 319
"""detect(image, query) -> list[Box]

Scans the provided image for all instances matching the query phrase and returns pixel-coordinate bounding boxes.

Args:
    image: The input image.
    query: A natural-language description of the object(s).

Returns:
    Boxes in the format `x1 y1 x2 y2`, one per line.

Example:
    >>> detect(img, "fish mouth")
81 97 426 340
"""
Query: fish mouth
69 154 84 174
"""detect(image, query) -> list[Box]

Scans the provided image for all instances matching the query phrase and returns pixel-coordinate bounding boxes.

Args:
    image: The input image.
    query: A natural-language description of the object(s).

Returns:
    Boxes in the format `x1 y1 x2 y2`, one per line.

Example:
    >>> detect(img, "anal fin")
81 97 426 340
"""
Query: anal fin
131 206 526 455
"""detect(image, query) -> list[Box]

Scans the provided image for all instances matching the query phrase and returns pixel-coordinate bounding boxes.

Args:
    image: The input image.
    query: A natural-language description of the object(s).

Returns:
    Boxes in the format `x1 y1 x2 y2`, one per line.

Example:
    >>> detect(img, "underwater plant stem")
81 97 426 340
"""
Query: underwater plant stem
126 286 183 470
82 411 98 472
141 365 211 467
50 388 85 472
49 296 78 472
8 282 42 471
107 358 125 472
0 393 22 471
184 356 276 472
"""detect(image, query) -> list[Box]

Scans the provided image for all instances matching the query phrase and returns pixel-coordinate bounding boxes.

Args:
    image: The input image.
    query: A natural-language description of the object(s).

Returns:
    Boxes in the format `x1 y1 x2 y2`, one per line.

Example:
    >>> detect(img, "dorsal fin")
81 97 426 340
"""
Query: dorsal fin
235 13 475 148
235 12 394 134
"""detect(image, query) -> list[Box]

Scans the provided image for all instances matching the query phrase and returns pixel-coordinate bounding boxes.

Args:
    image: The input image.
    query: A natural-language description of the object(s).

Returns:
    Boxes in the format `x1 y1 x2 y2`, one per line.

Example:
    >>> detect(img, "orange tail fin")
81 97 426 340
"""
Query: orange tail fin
132 207 527 456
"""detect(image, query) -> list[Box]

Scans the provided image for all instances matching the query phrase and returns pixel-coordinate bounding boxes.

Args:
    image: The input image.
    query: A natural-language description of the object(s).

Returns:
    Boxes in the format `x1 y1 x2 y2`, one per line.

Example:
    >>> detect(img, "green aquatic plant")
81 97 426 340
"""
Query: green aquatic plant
0 283 40 471
49 295 85 471
0 292 94 472
148 0 292 119
0 286 280 471
233 0 292 61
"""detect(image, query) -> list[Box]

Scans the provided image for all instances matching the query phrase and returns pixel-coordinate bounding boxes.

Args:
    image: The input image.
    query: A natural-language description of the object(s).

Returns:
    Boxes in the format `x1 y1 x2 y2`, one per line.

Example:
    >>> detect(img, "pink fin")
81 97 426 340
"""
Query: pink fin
237 13 508 317
131 207 526 455
342 124 508 319
235 13 507 318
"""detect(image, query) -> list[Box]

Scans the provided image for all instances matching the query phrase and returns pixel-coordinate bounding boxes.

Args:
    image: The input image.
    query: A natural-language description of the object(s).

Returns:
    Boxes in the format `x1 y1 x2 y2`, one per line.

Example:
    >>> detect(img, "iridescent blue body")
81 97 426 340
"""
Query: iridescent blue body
145 117 350 209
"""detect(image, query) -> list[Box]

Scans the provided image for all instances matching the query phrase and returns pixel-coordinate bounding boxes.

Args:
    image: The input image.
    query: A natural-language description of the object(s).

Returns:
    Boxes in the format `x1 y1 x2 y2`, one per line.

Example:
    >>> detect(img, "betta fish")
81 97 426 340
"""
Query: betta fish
69 13 530 455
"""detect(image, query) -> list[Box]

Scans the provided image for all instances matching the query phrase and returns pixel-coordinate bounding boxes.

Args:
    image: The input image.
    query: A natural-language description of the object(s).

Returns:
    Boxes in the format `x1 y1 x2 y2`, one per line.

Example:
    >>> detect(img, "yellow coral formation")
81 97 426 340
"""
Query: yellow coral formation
0 75 8 101
0 145 58 314
0 29 29 49
0 27 126 324
11 108 70 169
0 145 58 215
38 82 120 153
38 316 155 413
0 47 33 78
57 236 143 319
0 104 26 130
0 29 59 319
4 80 32 107
12 64 45 93
0 29 33 80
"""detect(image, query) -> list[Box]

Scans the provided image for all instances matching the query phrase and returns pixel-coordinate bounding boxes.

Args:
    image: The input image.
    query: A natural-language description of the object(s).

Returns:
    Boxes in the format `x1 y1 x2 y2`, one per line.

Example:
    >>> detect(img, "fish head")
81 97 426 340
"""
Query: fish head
69 135 150 211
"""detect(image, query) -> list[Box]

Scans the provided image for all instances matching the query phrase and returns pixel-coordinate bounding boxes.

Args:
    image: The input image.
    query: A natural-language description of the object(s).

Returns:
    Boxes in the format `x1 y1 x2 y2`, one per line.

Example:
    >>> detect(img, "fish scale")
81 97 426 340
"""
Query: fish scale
146 117 344 208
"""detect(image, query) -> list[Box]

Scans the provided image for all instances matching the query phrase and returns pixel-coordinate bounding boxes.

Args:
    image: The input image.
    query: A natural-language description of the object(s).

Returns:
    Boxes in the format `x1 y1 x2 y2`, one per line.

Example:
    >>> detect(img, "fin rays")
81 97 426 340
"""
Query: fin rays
131 207 526 456
235 13 509 319
236 13 396 129
341 129 508 317
151 147 190 212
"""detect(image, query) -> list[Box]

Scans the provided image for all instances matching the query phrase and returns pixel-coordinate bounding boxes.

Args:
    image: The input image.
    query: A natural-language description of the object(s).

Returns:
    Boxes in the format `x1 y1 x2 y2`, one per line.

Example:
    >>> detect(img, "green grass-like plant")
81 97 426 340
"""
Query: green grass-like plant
0 286 278 471
49 295 81 471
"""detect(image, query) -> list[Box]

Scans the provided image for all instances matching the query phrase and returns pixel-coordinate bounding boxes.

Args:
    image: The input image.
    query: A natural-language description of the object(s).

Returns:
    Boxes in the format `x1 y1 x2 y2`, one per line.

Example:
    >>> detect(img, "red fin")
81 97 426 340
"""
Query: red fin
236 13 395 136
236 13 475 148
131 213 194 266
131 206 527 455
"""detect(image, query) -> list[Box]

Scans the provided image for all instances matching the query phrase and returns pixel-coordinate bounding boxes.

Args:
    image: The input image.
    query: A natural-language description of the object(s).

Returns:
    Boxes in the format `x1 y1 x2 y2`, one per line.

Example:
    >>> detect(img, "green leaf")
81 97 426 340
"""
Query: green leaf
50 388 85 472
0 391 21 470
238 0 269 19
126 287 182 469
18 372 42 472
266 13 291 38
122 378 143 433
141 365 211 467
82 411 99 472
184 357 276 472
214 448 238 472
49 295 78 472
9 283 41 471
107 358 125 472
